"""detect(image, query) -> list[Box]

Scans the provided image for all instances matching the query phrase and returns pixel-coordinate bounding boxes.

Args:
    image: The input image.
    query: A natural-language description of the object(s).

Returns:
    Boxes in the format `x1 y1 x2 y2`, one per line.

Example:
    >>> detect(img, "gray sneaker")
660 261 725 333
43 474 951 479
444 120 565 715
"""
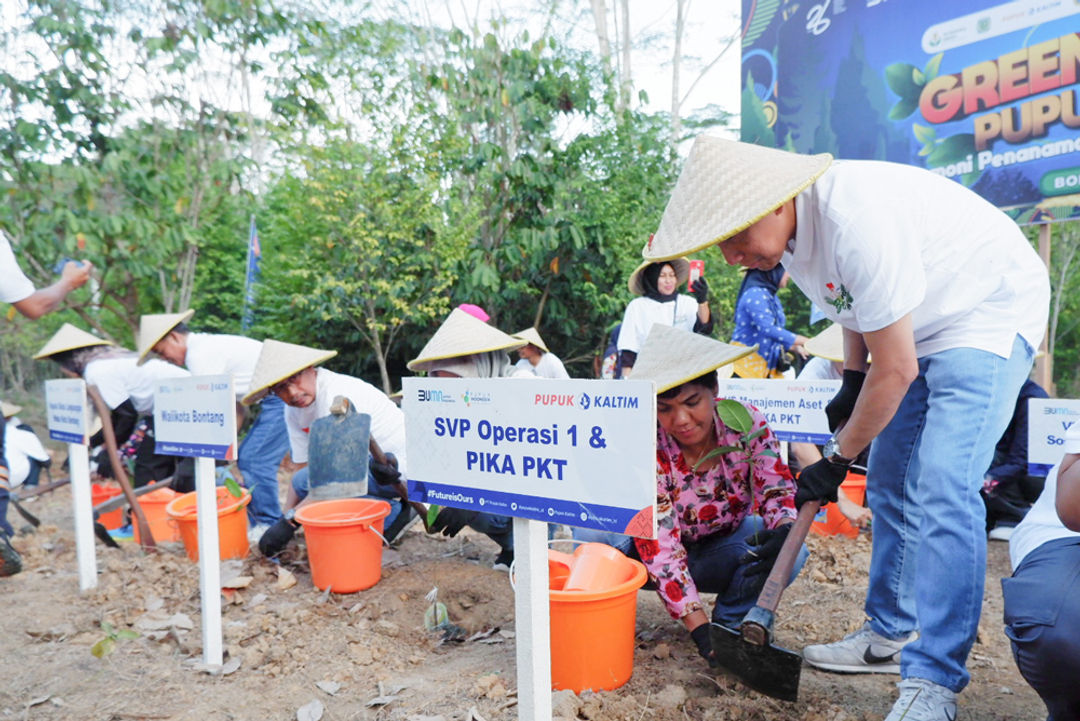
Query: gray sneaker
802 621 917 673
884 678 957 721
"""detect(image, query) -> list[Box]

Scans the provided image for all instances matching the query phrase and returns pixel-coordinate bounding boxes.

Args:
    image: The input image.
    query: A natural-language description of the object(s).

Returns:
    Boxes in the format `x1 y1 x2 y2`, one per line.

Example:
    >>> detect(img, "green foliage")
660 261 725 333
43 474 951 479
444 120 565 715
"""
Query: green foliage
884 53 941 121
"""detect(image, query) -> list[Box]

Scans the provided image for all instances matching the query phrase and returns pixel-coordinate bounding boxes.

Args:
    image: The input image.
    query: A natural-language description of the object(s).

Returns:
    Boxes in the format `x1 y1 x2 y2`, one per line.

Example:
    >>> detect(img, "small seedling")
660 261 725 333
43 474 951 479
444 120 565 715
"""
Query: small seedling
91 621 139 658
224 477 244 499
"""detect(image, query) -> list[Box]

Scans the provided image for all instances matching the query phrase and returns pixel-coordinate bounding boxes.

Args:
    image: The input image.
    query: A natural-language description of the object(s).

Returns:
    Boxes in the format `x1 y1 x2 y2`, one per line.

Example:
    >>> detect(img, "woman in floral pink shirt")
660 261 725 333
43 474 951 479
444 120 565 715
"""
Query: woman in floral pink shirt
629 324 807 667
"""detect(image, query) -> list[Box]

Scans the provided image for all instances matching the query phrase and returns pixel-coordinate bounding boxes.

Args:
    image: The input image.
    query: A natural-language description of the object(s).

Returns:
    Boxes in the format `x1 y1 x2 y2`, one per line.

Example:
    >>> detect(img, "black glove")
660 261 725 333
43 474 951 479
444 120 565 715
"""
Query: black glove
369 453 401 487
258 516 298 557
427 507 478 538
689 624 717 668
739 524 793 576
825 369 866 432
795 458 849 509
690 276 709 304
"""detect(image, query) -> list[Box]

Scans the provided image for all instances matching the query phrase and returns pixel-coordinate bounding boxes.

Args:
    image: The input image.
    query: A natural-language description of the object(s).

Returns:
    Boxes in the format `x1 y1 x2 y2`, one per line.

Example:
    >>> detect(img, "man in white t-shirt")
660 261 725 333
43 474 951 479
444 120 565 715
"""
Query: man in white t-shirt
512 327 570 379
242 340 411 556
645 137 1049 721
1 232 92 575
137 310 291 539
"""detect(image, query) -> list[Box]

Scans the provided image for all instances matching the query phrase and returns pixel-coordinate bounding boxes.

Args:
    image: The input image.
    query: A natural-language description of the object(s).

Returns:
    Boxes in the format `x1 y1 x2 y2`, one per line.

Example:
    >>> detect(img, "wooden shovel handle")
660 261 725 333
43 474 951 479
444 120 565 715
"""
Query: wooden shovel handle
86 385 157 552
753 500 820 614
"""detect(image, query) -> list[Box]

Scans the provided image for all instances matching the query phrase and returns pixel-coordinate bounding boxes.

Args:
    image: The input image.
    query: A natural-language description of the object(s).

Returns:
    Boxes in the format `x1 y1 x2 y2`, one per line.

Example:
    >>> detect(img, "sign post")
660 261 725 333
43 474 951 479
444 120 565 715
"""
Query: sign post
45 379 94 591
1028 398 1080 476
718 378 840 445
404 377 656 720
153 375 237 668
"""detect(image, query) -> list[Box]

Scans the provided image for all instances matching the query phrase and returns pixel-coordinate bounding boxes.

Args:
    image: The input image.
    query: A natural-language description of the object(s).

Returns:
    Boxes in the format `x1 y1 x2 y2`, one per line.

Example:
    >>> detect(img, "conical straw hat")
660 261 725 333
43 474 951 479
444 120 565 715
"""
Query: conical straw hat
644 136 832 261
408 308 526 373
804 323 844 363
513 327 549 353
242 339 337 405
33 323 113 359
630 324 756 394
136 309 195 365
627 257 690 295
1 401 21 418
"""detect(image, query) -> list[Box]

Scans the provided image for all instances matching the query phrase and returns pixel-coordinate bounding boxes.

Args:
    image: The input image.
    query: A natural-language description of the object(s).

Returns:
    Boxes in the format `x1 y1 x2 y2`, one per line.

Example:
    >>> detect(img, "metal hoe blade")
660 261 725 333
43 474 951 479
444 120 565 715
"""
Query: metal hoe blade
710 622 802 702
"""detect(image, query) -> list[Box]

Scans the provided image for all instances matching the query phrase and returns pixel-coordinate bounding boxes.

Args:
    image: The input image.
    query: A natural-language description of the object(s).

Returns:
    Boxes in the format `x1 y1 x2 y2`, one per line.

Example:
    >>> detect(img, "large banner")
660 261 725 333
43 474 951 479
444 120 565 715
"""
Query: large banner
741 0 1080 223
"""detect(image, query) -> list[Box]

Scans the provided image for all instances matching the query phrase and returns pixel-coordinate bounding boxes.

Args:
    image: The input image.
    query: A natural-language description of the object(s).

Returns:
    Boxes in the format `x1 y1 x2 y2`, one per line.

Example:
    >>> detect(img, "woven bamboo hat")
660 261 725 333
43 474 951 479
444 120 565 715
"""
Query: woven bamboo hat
33 323 113 359
407 308 526 373
644 136 832 261
627 257 690 295
242 339 337 405
136 309 195 365
630 324 755 394
513 327 549 353
804 323 844 363
1 401 21 418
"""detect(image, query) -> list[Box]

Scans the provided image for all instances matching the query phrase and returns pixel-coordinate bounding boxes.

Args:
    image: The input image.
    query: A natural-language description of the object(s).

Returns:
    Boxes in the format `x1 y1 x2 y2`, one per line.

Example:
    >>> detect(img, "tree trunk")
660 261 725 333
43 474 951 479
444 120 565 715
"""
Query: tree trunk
618 0 632 110
671 0 686 144
590 0 617 109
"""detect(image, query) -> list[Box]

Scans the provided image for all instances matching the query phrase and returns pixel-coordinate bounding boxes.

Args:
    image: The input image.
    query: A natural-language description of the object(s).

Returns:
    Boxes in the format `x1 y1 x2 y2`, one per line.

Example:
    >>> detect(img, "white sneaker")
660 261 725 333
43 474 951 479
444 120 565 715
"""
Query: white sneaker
802 621 917 673
988 525 1015 542
248 524 271 547
884 678 957 721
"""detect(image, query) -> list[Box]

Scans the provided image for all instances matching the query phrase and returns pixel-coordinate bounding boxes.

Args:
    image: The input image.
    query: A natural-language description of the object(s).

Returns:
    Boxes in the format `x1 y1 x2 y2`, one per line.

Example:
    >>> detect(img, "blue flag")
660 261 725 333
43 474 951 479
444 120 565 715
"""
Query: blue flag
242 215 261 331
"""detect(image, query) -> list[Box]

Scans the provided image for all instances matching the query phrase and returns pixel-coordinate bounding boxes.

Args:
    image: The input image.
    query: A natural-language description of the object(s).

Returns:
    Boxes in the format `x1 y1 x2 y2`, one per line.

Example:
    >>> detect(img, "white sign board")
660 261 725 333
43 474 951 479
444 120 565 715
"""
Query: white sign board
153 375 237 460
44 378 89 445
1028 398 1080 475
403 377 657 539
718 378 840 444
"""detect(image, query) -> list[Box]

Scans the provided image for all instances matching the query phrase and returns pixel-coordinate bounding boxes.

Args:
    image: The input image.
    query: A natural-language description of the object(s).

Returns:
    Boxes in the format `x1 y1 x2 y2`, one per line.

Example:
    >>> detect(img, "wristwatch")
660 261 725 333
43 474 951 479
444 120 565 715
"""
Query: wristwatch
823 435 856 467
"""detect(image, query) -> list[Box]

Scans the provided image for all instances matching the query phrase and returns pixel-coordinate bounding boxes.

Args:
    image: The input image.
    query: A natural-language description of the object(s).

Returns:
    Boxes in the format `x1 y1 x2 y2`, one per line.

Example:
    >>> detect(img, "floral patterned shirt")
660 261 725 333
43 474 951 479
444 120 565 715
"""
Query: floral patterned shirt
634 402 797 619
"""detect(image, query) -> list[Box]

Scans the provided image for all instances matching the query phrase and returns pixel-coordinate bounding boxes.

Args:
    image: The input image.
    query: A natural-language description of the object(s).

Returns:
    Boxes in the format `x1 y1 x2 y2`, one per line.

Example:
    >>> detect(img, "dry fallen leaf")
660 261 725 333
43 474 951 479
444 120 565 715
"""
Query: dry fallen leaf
277 567 297 591
221 575 253 589
652 642 671 660
315 680 341 696
296 699 324 721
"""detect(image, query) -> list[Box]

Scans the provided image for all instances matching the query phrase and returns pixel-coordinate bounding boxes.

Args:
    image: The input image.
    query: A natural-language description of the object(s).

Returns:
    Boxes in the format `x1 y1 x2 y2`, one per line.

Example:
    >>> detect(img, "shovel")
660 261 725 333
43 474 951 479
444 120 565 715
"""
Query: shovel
709 499 820 702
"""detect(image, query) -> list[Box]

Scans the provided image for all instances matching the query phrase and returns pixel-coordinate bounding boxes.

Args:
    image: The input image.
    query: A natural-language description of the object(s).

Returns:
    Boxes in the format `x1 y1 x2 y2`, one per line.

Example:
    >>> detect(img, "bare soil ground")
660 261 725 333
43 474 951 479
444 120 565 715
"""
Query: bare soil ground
0 481 1045 721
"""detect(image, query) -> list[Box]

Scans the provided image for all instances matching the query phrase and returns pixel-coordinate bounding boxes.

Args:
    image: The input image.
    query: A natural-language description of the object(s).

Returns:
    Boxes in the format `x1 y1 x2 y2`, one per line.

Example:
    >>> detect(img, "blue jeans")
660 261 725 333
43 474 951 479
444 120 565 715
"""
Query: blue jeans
865 335 1033 692
292 466 407 532
237 395 291 527
468 512 513 552
1002 537 1080 721
575 516 808 626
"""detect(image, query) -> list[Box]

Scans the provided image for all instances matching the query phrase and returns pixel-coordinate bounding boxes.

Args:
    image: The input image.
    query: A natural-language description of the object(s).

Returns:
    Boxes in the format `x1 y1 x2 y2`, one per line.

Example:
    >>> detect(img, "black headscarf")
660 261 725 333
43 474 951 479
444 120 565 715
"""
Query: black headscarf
641 262 680 303
736 264 786 300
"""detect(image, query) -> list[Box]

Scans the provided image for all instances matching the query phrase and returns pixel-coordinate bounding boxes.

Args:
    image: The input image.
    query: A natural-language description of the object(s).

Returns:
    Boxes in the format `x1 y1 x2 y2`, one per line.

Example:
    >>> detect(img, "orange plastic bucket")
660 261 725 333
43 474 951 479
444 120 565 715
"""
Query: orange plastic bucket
91 483 124 529
811 472 867 539
165 487 251 561
547 547 648 693
564 542 632 592
294 498 391 593
133 486 181 544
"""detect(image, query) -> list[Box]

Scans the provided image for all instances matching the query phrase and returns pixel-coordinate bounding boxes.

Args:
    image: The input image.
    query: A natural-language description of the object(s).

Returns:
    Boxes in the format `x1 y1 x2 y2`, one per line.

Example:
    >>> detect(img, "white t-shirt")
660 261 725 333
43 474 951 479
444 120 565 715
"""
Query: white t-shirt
83 356 190 413
3 424 49 487
184 333 262 399
785 160 1049 359
515 353 570 380
0 232 35 304
797 355 841 382
1009 461 1080 569
618 295 700 355
284 368 408 476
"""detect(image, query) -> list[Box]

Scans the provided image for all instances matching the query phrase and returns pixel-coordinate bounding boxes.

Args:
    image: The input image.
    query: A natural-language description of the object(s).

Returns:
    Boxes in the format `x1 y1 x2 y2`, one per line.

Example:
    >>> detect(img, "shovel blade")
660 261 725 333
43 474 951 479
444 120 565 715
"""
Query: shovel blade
709 623 802 702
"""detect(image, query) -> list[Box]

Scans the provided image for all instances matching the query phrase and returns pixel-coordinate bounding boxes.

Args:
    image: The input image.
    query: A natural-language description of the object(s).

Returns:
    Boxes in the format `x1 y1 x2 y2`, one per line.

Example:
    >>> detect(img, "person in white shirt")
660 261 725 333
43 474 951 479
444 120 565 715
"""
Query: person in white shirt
1 231 92 573
34 324 190 489
0 401 49 491
137 311 290 539
242 340 411 556
1004 425 1080 721
617 257 712 376
645 137 1049 721
512 327 570 379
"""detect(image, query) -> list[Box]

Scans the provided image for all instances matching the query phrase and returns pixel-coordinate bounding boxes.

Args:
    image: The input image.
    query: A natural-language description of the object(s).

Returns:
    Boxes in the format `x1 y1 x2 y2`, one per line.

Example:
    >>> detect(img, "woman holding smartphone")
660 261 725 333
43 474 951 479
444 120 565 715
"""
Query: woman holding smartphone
617 256 712 377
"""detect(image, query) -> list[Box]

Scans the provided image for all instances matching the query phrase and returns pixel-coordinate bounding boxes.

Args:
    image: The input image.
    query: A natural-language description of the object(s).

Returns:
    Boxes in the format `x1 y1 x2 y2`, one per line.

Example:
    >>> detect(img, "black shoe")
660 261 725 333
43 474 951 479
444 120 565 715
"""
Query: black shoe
492 548 514 571
382 504 419 545
0 535 22 577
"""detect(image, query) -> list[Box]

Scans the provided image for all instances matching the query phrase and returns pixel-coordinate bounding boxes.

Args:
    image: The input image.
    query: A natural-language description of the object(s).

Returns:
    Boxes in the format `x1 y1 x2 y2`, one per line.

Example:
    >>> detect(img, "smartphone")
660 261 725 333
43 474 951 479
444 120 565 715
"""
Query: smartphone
689 259 704 288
